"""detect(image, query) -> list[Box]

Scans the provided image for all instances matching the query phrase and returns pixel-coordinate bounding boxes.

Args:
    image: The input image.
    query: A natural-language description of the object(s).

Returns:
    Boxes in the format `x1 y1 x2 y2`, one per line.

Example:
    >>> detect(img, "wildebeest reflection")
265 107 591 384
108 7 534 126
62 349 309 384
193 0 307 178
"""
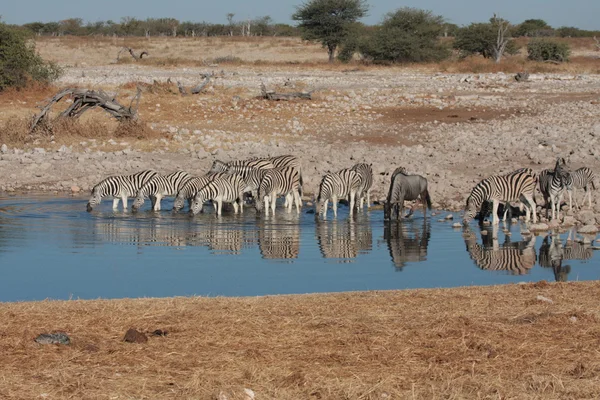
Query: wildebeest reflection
316 218 372 262
463 225 536 275
384 219 430 270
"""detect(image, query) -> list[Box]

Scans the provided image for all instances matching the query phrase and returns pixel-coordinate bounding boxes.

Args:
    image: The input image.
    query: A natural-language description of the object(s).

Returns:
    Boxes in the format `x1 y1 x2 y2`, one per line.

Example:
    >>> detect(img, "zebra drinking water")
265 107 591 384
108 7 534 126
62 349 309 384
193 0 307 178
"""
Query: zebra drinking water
190 174 246 216
478 168 535 223
172 172 225 212
351 163 373 211
132 170 193 212
255 166 302 215
463 170 537 225
87 170 159 212
564 167 596 210
384 169 431 220
315 168 362 218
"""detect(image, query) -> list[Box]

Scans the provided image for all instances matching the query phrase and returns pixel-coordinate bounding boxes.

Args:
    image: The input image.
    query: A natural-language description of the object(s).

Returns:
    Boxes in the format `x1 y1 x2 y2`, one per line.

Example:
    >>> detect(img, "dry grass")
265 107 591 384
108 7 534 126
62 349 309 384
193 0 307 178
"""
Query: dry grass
437 55 600 75
1 282 600 399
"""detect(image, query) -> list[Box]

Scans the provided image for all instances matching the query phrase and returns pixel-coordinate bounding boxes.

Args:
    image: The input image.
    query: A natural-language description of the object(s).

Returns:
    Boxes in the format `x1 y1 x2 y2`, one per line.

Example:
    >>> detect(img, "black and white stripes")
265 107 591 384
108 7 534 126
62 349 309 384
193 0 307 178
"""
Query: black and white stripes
255 166 302 215
87 170 159 212
315 168 362 218
190 174 246 215
132 170 193 211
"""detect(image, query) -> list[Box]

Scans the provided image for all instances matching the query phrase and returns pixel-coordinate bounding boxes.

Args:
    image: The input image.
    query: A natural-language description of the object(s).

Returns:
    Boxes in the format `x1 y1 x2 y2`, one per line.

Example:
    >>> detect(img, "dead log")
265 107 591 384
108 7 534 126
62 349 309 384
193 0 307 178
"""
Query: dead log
177 81 188 96
116 47 149 62
260 82 311 101
191 76 211 94
30 88 142 132
514 72 530 82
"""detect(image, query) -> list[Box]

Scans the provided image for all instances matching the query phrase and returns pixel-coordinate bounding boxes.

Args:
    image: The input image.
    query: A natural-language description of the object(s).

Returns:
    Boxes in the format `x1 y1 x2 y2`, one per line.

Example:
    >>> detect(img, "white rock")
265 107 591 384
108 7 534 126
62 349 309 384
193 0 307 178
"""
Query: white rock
578 225 598 234
536 295 553 304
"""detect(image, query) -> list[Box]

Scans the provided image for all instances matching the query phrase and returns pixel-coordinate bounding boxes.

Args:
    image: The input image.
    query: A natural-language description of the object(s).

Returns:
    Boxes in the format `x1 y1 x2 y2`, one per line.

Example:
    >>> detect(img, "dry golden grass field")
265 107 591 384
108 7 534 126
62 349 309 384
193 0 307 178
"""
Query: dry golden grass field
1 282 600 399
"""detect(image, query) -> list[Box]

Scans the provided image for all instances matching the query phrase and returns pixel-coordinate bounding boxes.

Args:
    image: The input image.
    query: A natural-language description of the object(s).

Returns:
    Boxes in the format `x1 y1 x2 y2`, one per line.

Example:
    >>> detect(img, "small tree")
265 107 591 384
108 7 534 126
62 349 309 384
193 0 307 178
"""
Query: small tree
359 8 450 63
292 0 369 63
0 23 62 90
527 39 570 62
514 19 553 37
454 15 517 62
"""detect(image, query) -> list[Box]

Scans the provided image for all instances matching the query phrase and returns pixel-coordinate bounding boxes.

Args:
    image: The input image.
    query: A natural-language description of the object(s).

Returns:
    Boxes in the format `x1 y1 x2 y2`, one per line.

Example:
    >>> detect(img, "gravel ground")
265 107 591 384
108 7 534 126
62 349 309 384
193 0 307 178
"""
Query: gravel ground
2 66 600 229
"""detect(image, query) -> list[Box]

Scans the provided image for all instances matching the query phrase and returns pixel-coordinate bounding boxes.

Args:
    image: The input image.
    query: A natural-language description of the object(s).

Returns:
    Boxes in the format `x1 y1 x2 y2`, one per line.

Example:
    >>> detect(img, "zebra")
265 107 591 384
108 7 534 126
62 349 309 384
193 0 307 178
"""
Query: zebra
463 170 537 226
172 172 225 212
538 158 569 220
210 157 274 173
190 174 246 216
384 219 430 271
87 170 159 212
564 167 596 210
255 166 302 215
463 226 537 275
478 168 535 223
384 169 431 220
132 170 193 212
351 163 373 211
315 168 362 218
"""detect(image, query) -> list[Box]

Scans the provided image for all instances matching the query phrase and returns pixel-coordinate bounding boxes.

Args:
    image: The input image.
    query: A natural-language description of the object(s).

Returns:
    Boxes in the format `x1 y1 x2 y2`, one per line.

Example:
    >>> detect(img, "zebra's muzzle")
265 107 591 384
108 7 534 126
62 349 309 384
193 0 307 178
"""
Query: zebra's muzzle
86 203 93 212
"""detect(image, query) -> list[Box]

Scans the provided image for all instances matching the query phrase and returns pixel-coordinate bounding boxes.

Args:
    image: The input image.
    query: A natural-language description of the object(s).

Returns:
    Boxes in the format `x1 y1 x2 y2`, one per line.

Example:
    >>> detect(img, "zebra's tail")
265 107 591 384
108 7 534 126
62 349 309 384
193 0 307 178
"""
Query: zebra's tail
592 179 597 191
299 173 304 198
424 189 432 210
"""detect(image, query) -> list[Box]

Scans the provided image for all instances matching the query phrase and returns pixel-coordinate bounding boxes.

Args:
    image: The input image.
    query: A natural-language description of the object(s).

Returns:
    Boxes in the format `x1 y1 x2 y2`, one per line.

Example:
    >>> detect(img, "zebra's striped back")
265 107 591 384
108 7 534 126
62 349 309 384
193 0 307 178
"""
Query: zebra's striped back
266 155 300 170
565 167 595 191
463 171 536 224
173 172 224 211
191 174 246 215
256 166 301 211
87 169 159 211
316 169 361 215
210 158 274 173
351 163 373 208
133 170 193 210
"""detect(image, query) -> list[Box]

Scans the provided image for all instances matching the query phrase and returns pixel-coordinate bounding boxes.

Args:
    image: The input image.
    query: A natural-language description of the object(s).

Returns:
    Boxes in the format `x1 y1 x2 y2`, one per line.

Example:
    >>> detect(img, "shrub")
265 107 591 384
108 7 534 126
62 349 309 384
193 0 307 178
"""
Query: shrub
527 39 570 62
0 23 62 91
359 8 450 63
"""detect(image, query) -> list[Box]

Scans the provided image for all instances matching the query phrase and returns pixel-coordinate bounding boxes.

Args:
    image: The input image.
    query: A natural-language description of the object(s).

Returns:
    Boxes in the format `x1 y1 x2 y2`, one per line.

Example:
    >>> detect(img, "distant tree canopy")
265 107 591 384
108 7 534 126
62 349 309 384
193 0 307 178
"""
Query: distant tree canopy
513 19 553 37
292 0 369 63
358 8 450 63
454 17 520 61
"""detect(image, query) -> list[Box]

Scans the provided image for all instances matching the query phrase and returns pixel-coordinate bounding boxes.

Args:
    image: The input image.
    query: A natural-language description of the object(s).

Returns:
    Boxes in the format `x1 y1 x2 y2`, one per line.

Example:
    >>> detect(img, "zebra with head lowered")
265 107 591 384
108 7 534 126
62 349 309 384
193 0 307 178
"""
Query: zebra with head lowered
255 166 302 215
172 172 225 212
316 168 362 218
190 174 246 216
564 167 596 210
478 167 535 223
463 169 537 226
132 170 193 212
87 170 159 212
351 163 373 211
538 158 569 221
384 168 431 220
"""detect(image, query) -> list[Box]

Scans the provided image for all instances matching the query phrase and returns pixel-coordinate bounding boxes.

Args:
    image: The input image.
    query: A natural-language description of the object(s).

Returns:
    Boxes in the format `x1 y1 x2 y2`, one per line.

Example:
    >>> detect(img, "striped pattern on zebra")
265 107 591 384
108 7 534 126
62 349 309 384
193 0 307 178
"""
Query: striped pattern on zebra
87 169 159 212
351 163 373 210
190 174 246 215
478 168 534 223
463 227 537 275
538 158 569 220
172 172 225 212
315 168 362 218
463 170 537 225
132 170 193 211
384 169 431 220
210 157 275 173
564 167 596 210
255 166 302 215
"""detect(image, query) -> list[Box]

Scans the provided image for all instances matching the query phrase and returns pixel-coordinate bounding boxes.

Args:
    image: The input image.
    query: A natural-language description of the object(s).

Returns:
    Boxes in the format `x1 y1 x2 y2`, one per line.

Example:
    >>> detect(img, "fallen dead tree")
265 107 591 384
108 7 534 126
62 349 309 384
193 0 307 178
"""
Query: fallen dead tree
176 75 212 96
260 82 311 101
116 47 149 62
30 88 142 132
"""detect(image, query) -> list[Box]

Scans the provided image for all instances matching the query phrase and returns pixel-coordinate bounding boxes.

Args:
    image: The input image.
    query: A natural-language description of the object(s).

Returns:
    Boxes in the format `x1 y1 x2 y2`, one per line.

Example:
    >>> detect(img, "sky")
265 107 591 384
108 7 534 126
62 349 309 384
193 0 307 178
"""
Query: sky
2 0 599 30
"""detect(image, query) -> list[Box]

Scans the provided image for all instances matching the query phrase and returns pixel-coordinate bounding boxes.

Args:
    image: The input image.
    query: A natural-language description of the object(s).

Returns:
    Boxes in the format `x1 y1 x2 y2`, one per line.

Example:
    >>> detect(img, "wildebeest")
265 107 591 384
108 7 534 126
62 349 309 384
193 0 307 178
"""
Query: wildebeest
384 169 432 220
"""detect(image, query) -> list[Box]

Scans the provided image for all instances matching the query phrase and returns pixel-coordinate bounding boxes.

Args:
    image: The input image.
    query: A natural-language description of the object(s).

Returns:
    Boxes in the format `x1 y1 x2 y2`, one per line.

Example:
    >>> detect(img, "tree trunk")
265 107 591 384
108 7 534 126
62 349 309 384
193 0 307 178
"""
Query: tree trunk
328 45 336 63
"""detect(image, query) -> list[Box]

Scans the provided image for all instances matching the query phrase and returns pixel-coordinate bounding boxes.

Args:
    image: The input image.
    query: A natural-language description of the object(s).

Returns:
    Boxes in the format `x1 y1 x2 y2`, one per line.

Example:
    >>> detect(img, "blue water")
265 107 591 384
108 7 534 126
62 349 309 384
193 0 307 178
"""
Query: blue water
0 194 598 302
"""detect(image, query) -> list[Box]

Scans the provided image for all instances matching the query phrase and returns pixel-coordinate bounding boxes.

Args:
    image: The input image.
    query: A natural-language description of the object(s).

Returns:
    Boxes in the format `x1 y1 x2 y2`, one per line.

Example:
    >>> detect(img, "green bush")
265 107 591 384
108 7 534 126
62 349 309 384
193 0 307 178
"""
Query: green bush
358 8 450 63
527 39 570 62
0 23 62 91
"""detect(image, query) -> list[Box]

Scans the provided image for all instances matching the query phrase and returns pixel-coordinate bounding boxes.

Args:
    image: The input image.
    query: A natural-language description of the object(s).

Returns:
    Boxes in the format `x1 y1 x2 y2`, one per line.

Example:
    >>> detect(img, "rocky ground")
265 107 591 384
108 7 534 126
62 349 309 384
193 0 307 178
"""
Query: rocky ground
1 65 600 229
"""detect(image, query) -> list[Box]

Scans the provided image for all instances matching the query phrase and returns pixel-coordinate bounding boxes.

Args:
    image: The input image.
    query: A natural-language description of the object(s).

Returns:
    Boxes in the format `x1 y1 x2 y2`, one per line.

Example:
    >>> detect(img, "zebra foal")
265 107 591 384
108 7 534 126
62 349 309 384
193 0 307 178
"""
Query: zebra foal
564 167 596 210
463 170 537 225
315 168 362 218
190 174 246 216
255 166 302 215
87 170 159 212
132 170 192 212
351 163 373 211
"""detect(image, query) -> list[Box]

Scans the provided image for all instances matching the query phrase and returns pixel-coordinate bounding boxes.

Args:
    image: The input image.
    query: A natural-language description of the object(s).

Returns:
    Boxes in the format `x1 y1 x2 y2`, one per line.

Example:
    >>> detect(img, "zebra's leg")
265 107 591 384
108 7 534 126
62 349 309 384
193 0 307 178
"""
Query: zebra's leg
332 196 338 218
492 200 499 225
121 196 128 211
271 193 277 215
154 194 162 211
587 187 592 209
521 194 536 223
112 198 119 210
323 199 329 218
366 190 371 209
349 192 355 217
295 190 302 213
568 189 573 212
238 193 244 214
232 201 239 214
216 199 223 216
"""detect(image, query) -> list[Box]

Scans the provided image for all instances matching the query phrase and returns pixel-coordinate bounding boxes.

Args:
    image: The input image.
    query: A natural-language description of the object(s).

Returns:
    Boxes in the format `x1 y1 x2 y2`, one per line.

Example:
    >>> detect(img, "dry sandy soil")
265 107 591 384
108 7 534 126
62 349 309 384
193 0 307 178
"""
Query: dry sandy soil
1 282 599 399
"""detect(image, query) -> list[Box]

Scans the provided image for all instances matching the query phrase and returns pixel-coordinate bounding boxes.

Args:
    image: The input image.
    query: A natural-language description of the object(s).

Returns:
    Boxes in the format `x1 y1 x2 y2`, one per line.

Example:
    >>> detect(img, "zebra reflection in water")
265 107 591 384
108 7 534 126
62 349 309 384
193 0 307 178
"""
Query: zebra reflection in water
316 215 372 262
539 230 594 282
258 214 301 260
384 219 430 271
463 225 537 275
189 217 248 255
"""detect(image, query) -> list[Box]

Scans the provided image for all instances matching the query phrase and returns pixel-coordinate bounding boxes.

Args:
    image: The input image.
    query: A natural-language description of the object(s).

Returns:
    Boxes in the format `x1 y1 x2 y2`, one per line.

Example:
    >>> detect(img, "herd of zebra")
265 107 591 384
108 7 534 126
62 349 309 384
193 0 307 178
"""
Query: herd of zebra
85 154 431 218
463 158 596 226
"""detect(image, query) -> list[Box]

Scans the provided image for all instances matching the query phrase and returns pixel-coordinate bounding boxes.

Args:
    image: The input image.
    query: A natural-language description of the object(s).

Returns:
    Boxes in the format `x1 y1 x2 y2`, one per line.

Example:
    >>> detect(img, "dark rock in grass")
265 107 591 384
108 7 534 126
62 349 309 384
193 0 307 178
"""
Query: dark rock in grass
123 328 148 343
151 329 168 337
35 332 70 345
